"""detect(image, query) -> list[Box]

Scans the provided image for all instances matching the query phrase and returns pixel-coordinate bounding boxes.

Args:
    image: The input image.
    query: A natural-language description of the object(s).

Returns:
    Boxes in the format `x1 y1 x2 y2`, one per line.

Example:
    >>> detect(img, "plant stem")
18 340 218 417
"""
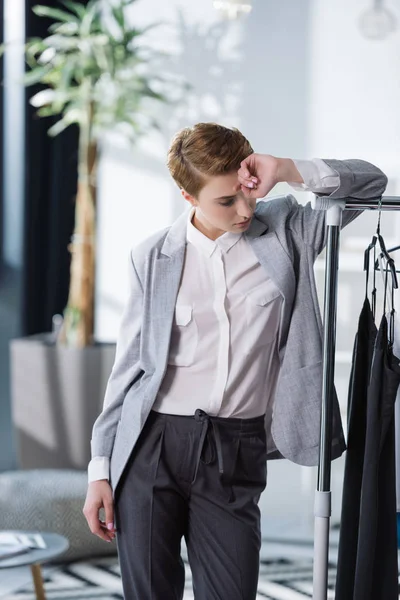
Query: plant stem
58 86 97 347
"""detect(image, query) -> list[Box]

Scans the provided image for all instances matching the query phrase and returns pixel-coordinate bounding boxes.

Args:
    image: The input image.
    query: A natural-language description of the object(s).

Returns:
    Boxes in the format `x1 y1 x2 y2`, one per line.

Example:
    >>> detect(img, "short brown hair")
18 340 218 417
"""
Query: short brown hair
167 122 253 198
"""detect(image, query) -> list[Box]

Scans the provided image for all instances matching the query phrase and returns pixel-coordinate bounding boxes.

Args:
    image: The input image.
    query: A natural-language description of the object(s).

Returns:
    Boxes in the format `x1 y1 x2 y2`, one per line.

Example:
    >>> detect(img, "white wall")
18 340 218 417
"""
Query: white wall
96 0 311 340
308 0 400 169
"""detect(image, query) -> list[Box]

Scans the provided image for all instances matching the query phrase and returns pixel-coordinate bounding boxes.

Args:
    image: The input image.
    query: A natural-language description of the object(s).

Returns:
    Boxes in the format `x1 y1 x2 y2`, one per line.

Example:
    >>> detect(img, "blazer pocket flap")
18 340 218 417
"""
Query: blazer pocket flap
175 305 193 326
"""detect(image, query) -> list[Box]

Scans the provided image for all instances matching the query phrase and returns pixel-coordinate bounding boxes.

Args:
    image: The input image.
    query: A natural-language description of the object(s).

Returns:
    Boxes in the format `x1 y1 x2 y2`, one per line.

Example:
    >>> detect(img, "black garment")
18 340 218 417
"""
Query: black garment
335 298 376 599
114 408 267 600
335 309 400 600
353 315 400 600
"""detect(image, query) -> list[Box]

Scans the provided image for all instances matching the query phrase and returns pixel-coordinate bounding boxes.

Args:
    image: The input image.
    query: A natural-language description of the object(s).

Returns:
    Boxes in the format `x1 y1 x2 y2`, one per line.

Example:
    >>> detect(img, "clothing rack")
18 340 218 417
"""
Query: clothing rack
311 195 400 600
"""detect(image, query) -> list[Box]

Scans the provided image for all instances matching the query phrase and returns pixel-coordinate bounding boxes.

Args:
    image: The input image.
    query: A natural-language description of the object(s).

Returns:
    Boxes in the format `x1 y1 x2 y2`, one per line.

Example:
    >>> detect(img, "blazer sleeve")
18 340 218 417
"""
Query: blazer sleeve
287 158 389 258
90 249 144 458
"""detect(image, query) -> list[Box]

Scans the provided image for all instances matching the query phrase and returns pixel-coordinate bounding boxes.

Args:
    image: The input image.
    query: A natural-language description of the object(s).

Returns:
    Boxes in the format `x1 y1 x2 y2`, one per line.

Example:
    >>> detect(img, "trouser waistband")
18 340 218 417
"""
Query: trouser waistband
148 408 265 486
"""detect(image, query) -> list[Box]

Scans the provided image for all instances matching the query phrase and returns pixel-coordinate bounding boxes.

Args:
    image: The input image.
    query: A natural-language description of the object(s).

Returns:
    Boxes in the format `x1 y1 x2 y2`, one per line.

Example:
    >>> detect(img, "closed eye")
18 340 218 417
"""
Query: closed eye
220 197 236 206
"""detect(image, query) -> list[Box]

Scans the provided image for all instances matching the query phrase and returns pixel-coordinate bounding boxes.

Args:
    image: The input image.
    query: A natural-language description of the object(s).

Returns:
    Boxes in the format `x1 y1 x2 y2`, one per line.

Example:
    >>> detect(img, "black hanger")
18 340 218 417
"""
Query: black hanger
373 238 400 283
371 197 399 288
364 234 378 317
387 244 400 258
385 245 400 274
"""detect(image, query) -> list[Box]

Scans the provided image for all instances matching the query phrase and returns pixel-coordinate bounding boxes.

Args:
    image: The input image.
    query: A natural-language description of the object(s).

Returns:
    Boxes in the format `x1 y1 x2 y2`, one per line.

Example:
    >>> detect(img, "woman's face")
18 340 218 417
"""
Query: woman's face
181 171 257 240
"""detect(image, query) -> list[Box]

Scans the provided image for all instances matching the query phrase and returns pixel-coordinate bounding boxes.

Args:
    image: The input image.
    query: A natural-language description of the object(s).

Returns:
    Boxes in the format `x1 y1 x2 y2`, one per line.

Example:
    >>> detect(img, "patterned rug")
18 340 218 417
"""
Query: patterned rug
5 554 337 599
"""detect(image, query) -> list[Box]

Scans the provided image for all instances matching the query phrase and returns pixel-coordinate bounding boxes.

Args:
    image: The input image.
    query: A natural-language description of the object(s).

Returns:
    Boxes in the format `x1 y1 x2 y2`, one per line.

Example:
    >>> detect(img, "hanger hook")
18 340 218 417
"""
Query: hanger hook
377 195 383 235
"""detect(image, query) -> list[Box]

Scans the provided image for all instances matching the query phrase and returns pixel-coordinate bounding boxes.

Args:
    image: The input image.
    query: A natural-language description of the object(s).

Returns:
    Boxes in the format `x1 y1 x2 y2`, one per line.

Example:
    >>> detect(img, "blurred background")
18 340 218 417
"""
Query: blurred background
0 0 399 595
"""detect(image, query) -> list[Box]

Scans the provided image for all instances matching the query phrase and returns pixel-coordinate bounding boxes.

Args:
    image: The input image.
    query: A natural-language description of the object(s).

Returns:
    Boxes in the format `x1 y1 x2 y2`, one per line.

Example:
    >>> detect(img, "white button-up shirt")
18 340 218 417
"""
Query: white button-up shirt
88 158 340 482
152 206 283 425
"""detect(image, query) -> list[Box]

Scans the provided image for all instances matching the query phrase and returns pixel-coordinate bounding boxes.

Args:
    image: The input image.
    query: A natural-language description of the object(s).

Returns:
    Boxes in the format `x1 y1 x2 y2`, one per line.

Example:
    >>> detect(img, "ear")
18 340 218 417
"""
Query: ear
181 189 197 206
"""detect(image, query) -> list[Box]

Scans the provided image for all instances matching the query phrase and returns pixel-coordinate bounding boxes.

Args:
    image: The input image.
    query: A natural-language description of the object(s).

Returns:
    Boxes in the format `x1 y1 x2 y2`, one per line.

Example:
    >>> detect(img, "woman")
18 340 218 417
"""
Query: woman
83 122 388 599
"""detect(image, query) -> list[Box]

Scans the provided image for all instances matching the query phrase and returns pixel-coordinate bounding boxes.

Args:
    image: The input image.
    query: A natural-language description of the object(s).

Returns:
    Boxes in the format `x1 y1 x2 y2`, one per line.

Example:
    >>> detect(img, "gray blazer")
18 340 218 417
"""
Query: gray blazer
90 159 388 494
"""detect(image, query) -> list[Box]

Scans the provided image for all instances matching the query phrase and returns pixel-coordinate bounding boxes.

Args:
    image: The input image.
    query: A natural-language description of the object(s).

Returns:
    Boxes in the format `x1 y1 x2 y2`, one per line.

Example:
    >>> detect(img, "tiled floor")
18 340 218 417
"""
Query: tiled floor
1 553 333 599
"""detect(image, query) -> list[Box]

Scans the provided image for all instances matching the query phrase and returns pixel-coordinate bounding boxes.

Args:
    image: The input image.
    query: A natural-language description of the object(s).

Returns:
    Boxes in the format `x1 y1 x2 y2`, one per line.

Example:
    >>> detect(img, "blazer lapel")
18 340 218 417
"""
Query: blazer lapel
244 212 296 304
147 209 189 373
245 218 296 348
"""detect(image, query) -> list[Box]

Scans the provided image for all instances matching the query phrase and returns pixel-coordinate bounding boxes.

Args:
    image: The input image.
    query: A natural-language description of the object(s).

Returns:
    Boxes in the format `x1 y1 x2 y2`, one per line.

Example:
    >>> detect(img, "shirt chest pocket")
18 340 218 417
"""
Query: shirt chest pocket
168 304 198 367
245 284 282 351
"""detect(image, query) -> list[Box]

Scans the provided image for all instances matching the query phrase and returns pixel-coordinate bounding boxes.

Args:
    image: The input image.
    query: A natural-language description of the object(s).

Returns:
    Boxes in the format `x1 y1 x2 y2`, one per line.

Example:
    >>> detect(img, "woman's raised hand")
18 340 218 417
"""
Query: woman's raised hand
237 153 280 198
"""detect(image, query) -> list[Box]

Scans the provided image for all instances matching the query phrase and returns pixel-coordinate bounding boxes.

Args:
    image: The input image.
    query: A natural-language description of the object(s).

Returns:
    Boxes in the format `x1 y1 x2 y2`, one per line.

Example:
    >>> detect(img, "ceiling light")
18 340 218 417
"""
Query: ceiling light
359 0 397 39
213 0 253 21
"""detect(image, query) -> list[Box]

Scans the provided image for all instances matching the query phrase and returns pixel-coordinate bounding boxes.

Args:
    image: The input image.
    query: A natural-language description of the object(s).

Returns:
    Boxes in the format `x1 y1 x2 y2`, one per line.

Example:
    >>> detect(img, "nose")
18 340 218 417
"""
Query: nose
236 198 253 221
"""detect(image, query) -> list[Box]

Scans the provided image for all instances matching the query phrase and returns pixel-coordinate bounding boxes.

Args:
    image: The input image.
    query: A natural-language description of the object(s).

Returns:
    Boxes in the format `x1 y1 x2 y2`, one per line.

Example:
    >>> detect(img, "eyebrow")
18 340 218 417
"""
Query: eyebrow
214 194 237 201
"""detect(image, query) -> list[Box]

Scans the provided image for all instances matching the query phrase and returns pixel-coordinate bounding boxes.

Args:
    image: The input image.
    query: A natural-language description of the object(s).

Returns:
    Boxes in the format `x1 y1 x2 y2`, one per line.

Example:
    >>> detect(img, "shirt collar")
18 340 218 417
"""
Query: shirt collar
186 206 243 257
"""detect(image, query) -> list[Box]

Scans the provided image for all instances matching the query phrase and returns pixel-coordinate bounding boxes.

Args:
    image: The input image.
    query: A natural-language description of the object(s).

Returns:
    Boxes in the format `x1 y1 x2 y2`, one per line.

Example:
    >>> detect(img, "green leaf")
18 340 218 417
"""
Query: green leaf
37 46 56 65
32 5 78 23
30 88 60 107
150 117 162 132
80 2 100 38
37 105 62 117
23 66 51 86
140 83 169 102
112 6 125 30
47 108 82 136
91 33 110 47
43 34 80 51
25 37 48 62
59 0 88 20
48 120 70 136
48 21 79 36
137 20 167 36
59 59 77 91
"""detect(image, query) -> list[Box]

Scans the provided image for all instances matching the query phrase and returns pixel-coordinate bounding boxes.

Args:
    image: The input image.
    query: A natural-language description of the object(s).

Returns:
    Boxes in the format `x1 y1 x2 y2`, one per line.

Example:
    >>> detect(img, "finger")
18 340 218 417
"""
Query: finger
240 184 253 198
99 519 116 535
240 157 254 175
240 184 258 199
240 157 257 179
90 518 114 542
104 500 116 533
97 532 114 543
99 523 116 542
243 180 257 190
238 172 258 187
86 512 114 543
238 175 256 189
238 166 257 181
97 527 114 543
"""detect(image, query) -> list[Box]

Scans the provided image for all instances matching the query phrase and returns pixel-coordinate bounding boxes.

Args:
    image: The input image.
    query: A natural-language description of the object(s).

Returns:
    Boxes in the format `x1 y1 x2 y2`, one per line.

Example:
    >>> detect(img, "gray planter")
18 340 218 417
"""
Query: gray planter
10 334 115 470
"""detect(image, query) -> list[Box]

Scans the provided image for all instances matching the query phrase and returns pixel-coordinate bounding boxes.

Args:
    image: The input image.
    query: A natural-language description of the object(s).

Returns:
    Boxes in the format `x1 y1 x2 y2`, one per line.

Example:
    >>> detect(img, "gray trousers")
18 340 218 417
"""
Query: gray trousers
114 408 267 600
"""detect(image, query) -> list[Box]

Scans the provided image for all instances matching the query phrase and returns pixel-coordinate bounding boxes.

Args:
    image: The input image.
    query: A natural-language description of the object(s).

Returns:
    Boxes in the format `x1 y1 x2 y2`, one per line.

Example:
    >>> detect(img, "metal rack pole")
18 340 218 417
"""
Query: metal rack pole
311 195 400 600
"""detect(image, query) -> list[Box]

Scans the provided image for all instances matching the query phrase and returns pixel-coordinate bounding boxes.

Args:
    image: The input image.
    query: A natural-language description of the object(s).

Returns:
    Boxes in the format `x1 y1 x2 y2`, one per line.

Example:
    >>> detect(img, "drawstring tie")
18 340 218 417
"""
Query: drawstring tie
191 409 224 485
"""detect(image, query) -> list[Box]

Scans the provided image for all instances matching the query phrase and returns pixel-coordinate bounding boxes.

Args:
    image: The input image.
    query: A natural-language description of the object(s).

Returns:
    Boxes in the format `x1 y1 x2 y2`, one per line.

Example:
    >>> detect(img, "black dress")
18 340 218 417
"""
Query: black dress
335 268 400 599
334 298 377 600
352 314 400 600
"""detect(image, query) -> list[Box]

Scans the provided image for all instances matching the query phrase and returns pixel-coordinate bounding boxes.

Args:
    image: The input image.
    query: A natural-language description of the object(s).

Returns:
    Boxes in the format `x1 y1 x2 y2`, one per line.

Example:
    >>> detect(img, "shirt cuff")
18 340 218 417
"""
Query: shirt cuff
290 158 340 194
88 456 110 483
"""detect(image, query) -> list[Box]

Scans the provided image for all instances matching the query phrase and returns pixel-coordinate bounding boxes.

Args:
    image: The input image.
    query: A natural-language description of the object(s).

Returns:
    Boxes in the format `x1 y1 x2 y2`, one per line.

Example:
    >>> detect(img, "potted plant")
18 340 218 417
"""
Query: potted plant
8 0 182 469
